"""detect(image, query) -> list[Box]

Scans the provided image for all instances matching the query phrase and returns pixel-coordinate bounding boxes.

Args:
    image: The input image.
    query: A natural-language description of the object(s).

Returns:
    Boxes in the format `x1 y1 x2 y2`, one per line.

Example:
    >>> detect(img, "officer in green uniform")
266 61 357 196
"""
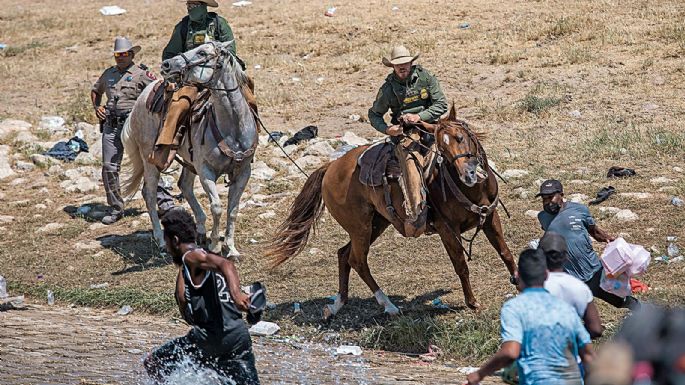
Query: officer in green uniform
161 0 236 61
368 45 447 136
91 37 175 225
150 0 243 171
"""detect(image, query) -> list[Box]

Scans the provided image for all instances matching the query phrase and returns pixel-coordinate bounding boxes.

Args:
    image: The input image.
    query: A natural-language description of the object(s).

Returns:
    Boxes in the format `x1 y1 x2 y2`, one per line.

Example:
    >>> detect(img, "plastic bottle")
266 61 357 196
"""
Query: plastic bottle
293 302 301 313
47 290 55 305
0 275 7 299
667 236 680 258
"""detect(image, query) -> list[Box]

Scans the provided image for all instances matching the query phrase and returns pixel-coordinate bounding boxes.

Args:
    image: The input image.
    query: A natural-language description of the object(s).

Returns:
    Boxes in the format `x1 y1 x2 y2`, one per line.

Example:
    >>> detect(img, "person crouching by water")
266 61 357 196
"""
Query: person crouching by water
144 208 260 384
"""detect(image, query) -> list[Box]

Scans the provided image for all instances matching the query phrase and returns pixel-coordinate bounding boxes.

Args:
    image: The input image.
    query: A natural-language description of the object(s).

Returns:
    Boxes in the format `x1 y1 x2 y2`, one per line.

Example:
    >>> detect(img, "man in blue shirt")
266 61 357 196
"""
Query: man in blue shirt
466 249 595 385
536 179 639 310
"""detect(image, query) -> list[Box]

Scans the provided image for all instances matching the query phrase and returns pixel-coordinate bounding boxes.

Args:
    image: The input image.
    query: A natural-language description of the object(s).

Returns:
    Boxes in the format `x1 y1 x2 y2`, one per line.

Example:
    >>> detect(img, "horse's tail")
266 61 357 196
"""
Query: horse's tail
267 163 330 267
120 114 144 197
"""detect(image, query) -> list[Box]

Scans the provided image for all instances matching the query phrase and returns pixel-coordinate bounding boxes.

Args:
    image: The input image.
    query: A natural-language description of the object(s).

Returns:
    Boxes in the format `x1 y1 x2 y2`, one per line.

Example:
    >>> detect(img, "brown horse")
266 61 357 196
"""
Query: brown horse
267 105 517 318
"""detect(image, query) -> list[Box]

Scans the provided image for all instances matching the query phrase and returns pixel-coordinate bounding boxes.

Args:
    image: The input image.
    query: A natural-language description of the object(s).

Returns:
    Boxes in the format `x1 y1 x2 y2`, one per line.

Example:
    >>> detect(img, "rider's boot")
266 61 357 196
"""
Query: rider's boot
148 86 197 171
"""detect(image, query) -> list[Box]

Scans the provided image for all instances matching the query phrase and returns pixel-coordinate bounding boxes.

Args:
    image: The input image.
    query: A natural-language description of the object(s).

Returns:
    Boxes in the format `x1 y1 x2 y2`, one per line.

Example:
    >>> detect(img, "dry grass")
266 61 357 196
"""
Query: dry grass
1 0 685 364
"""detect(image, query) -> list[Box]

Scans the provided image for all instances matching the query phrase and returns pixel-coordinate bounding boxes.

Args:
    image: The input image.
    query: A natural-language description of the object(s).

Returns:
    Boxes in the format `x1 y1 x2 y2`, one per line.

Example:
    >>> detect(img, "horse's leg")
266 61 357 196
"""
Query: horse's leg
347 217 399 315
482 210 517 278
325 214 390 319
434 219 480 309
197 166 222 254
177 167 208 246
142 164 164 250
222 163 251 258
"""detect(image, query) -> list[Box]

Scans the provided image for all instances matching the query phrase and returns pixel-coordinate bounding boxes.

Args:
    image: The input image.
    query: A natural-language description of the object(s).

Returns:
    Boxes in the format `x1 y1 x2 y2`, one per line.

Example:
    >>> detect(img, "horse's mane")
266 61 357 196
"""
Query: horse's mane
437 118 487 141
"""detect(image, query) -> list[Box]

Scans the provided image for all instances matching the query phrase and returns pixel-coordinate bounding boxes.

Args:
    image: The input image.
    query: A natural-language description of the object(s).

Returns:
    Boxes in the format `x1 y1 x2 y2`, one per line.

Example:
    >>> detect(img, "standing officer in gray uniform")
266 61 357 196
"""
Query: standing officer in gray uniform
91 37 175 225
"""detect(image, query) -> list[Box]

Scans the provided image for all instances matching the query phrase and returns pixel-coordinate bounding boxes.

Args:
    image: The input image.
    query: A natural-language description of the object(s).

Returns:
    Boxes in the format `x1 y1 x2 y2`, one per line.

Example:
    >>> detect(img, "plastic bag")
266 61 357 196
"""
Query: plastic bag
600 238 651 277
600 270 632 297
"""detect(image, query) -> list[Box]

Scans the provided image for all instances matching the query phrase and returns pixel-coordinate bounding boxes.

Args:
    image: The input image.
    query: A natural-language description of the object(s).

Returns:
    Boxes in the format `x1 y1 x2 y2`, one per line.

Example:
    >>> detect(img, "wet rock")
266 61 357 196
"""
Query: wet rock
251 161 276 181
502 169 529 179
14 161 34 172
39 116 67 135
36 223 65 234
650 177 673 185
616 209 638 222
341 131 368 146
304 141 335 157
0 119 31 139
524 210 540 218
0 145 15 180
295 155 323 170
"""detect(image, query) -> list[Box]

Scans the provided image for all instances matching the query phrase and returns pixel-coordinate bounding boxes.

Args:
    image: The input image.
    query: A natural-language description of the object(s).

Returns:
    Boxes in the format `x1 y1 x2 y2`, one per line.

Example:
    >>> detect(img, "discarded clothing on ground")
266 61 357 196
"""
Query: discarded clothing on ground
589 186 615 205
607 166 636 178
283 125 318 146
44 136 89 162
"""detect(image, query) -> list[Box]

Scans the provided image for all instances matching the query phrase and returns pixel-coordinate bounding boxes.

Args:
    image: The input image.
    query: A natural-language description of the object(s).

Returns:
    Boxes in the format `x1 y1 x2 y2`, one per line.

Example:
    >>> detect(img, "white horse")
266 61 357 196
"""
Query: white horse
122 40 257 257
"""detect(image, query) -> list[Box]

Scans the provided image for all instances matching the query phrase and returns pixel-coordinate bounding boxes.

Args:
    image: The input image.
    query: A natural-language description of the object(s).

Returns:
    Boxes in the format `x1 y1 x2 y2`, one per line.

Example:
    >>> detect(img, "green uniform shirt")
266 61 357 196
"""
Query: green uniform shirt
162 12 235 61
92 63 157 114
368 65 448 134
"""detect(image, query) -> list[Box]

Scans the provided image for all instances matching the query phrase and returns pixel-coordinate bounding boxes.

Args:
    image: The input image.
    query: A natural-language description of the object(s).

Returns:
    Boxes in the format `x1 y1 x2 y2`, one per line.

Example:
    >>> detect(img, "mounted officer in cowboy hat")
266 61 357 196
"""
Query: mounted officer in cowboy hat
149 0 254 171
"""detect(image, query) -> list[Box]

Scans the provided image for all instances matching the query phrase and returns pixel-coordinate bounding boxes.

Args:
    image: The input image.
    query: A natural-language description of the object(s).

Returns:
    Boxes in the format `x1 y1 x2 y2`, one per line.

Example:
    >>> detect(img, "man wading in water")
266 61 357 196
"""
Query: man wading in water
144 209 260 384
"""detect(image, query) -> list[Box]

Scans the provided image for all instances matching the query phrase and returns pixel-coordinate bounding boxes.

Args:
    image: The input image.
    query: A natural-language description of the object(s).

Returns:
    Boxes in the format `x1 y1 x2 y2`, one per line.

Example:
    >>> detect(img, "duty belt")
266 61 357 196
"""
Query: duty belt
106 110 131 127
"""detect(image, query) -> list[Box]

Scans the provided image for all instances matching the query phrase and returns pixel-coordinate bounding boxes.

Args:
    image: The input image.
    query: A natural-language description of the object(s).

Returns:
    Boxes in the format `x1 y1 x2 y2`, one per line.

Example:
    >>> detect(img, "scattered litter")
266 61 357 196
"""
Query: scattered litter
232 0 252 6
315 76 325 85
44 136 89 162
326 294 338 301
630 278 649 294
458 23 471 30
117 305 133 316
671 197 684 207
654 255 669 263
0 43 7 50
667 236 680 259
669 256 684 264
457 366 480 374
254 64 262 70
47 290 55 305
291 77 301 82
89 283 109 289
0 275 6 298
36 274 44 280
419 344 442 362
569 110 582 118
589 186 615 205
266 302 276 310
600 237 650 277
348 114 361 122
249 321 280 336
293 302 302 313
336 345 362 356
324 7 336 17
249 238 258 244
431 297 450 310
128 348 143 354
283 125 318 146
607 166 636 178
330 144 356 160
391 6 399 11
528 238 540 249
601 272 631 297
99 6 127 16
267 131 285 143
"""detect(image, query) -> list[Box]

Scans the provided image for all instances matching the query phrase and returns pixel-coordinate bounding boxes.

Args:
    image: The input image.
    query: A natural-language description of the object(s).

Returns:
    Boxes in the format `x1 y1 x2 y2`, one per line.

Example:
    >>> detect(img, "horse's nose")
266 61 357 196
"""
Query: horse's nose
160 61 171 72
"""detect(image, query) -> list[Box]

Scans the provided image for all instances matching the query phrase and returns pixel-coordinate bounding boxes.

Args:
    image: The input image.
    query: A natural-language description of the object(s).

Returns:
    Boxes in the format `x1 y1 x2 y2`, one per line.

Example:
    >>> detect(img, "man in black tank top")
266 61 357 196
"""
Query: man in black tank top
144 209 260 384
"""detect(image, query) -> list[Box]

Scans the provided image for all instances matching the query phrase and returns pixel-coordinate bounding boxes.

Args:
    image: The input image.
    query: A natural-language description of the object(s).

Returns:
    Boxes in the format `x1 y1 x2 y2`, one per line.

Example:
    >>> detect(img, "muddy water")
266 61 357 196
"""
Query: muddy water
0 306 501 384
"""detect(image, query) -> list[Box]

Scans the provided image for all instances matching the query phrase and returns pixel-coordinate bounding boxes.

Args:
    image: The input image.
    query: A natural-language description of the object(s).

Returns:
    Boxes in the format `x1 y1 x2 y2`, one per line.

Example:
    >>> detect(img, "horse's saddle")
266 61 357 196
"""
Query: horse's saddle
358 141 398 187
146 81 171 113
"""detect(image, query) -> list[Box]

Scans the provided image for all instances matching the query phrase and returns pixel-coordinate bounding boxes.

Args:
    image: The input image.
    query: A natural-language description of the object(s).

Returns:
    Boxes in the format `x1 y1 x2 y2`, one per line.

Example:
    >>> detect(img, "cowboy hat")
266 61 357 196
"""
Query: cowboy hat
382 45 420 67
183 0 219 7
112 36 141 54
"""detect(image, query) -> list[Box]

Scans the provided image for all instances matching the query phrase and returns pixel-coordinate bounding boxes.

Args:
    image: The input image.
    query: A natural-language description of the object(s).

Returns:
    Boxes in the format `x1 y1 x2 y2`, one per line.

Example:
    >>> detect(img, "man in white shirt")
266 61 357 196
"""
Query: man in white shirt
540 232 604 339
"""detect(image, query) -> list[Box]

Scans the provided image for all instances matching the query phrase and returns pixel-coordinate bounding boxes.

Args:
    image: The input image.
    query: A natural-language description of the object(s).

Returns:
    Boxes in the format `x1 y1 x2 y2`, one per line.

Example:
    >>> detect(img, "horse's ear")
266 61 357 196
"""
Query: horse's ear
448 102 457 121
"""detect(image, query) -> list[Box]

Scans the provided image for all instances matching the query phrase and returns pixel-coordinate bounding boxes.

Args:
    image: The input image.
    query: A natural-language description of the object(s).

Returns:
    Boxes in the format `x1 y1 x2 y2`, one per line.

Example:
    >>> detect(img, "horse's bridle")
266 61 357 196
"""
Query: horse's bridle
177 41 236 88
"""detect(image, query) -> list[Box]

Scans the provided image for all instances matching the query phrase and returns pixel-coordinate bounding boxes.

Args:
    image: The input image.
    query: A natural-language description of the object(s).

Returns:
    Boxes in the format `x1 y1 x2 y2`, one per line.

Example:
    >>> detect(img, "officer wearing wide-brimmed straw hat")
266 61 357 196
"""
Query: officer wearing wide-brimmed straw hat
368 45 447 136
91 37 175 225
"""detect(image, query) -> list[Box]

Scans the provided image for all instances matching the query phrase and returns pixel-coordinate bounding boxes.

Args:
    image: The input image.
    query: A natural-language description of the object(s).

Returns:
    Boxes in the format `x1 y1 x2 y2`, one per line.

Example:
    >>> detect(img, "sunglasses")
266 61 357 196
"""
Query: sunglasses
114 51 131 58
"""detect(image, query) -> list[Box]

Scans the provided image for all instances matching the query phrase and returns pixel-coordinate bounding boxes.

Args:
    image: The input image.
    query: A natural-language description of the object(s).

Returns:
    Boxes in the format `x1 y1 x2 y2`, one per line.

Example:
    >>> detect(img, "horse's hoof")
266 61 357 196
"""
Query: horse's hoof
384 305 401 316
222 245 241 259
323 305 335 321
467 301 481 310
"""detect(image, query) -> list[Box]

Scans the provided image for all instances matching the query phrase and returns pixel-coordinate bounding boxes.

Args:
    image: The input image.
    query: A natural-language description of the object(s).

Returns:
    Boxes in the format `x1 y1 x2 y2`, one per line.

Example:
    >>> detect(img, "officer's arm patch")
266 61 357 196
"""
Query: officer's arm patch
145 71 157 80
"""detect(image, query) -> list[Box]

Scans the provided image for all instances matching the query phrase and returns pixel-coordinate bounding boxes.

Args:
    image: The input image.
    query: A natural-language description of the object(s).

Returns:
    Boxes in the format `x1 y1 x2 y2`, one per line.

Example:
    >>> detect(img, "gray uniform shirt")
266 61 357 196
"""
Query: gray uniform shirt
538 202 602 282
